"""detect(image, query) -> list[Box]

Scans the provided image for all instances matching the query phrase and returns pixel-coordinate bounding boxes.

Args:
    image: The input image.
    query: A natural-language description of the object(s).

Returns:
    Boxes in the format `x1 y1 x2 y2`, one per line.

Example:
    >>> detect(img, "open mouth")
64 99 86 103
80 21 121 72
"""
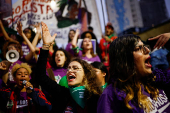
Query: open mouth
57 59 61 63
68 74 76 81
145 56 152 68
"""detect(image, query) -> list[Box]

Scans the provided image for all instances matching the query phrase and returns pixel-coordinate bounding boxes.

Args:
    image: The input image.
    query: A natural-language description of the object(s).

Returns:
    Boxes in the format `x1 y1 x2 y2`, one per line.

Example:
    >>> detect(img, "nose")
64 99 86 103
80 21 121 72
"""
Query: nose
144 46 150 54
21 74 25 77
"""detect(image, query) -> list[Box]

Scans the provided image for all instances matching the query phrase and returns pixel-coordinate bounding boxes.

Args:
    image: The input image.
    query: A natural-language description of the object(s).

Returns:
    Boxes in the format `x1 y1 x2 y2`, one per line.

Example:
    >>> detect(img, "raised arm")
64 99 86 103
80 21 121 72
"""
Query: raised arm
31 23 41 52
0 20 18 43
0 60 11 85
16 21 36 62
71 29 79 48
35 22 61 94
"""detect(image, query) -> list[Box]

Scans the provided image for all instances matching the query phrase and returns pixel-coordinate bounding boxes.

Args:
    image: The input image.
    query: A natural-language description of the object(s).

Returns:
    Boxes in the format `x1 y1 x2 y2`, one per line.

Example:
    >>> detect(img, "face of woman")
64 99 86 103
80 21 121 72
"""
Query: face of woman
55 51 66 67
133 40 152 77
82 38 93 50
69 31 75 41
93 68 106 85
14 68 30 87
85 33 92 39
67 61 85 87
23 28 32 39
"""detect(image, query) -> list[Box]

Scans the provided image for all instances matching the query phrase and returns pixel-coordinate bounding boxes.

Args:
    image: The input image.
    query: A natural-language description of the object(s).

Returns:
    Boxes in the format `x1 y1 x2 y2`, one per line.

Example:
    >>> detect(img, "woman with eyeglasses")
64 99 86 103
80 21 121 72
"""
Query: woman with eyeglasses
35 22 102 113
97 34 170 113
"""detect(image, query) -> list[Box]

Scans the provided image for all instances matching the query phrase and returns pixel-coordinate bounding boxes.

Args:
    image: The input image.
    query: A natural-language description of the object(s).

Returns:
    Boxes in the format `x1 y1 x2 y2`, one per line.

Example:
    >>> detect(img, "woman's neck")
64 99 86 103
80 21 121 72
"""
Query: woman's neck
22 41 27 45
84 49 92 58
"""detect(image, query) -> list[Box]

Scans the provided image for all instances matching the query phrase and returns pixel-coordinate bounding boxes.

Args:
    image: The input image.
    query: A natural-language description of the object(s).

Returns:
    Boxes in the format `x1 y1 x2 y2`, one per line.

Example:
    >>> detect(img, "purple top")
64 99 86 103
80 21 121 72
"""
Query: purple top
97 84 170 113
16 92 28 113
46 67 67 83
21 43 30 57
65 43 75 56
78 51 101 64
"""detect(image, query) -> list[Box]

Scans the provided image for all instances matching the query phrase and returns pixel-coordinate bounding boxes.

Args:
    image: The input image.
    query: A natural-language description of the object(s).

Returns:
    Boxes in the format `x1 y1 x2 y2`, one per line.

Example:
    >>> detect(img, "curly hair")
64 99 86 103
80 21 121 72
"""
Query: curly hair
50 48 71 68
12 63 32 77
2 40 23 59
70 58 102 97
109 34 159 112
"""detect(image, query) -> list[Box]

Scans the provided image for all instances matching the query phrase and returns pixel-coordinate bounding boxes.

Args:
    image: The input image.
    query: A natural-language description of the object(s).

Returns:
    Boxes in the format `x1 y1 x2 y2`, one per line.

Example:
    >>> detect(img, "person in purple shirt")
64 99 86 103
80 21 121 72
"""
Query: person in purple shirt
0 63 52 113
71 29 101 64
97 34 170 113
47 48 71 83
65 29 76 56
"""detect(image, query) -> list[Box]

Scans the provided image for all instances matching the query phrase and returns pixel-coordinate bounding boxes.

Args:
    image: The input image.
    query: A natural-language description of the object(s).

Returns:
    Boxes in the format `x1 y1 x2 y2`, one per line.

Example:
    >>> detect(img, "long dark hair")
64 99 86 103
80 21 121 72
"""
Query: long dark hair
109 34 159 112
81 31 102 60
50 48 71 68
23 27 35 43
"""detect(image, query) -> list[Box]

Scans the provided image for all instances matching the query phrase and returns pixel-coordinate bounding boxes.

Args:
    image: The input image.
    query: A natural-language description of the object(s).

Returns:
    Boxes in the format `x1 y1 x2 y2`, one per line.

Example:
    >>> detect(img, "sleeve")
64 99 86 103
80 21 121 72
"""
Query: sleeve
97 93 114 113
28 88 52 111
96 56 101 62
153 68 170 87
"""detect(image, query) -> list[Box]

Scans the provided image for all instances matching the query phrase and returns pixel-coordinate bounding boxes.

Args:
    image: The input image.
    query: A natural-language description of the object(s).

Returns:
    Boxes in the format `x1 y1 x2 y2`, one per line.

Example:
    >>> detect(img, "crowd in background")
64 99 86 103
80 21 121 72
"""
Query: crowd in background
0 17 170 113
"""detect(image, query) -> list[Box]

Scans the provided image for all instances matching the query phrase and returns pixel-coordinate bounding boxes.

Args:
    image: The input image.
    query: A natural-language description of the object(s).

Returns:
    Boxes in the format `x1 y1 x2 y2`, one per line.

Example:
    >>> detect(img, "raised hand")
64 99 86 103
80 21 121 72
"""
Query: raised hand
41 22 57 45
148 33 170 49
16 21 24 36
0 61 7 70
0 60 11 70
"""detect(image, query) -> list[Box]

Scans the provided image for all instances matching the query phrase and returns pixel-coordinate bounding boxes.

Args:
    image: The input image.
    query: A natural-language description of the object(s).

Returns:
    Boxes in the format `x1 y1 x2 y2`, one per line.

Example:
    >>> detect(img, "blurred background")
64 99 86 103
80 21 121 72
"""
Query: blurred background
0 0 170 47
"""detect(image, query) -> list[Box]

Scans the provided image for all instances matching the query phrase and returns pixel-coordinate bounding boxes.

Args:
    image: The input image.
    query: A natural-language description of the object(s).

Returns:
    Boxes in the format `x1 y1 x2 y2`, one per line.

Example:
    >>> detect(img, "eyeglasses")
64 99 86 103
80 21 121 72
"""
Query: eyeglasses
134 45 151 54
67 66 82 72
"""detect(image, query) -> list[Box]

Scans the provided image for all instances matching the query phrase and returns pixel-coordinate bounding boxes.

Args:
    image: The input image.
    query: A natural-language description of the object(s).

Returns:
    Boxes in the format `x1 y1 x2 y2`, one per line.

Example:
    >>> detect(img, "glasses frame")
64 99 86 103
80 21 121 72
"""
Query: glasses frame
134 45 151 54
67 66 82 73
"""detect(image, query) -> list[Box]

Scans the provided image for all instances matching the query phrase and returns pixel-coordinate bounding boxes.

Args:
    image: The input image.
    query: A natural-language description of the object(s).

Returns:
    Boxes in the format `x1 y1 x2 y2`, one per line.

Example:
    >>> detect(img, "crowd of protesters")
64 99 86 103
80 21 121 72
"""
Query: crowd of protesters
0 17 170 113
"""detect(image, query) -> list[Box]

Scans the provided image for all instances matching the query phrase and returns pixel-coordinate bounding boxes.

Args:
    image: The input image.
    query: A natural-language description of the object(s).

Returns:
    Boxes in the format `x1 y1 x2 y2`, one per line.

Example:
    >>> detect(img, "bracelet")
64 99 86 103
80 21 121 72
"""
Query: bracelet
43 43 51 47
72 47 82 53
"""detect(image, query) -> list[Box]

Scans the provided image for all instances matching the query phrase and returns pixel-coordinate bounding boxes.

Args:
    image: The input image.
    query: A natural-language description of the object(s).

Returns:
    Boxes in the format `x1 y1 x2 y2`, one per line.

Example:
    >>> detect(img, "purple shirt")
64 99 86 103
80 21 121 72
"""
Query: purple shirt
16 92 28 113
97 84 170 113
78 51 101 64
65 43 75 56
21 43 30 57
46 67 67 83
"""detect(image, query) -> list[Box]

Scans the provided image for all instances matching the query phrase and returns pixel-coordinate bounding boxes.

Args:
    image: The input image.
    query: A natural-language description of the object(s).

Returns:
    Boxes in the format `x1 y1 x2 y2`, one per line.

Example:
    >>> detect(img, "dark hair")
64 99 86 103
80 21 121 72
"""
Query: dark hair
51 48 71 68
109 34 158 111
81 31 98 57
88 26 93 31
109 34 140 80
70 58 102 96
81 31 102 60
91 61 108 83
105 25 114 30
23 27 35 43
68 29 76 43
